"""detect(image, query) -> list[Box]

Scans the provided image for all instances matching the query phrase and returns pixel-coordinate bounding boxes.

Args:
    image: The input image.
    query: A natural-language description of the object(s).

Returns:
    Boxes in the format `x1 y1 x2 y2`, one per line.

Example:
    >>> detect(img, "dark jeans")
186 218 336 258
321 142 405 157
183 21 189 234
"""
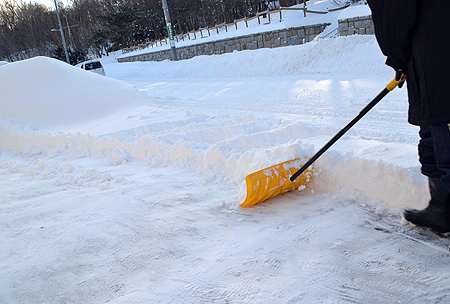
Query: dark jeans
419 123 450 192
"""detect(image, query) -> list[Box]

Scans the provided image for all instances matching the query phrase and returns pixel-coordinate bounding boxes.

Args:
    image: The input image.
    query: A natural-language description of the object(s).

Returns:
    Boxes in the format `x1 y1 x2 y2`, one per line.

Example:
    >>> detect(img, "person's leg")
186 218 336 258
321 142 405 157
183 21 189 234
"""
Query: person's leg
404 125 450 233
418 125 441 179
429 123 450 193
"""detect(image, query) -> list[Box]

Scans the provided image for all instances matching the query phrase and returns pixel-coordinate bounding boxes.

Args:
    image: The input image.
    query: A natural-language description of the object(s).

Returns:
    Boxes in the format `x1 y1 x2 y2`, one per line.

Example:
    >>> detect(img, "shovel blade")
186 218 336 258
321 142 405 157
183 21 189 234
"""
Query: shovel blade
240 158 313 207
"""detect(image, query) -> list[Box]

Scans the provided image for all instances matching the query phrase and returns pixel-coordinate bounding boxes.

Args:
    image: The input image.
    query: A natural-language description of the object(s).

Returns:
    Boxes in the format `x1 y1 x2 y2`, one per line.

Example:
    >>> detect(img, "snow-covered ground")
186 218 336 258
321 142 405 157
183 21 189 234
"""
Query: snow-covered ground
2 5 450 304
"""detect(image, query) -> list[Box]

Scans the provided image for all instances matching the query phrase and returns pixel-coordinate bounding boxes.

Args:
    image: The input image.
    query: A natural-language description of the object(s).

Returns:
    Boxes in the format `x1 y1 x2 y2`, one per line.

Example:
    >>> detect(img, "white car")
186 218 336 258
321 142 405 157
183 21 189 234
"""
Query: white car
80 60 106 76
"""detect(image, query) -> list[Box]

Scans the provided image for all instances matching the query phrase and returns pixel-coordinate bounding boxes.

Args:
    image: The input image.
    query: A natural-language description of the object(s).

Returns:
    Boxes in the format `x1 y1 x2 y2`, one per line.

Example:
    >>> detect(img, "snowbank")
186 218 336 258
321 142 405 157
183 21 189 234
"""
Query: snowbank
0 56 147 128
109 35 388 79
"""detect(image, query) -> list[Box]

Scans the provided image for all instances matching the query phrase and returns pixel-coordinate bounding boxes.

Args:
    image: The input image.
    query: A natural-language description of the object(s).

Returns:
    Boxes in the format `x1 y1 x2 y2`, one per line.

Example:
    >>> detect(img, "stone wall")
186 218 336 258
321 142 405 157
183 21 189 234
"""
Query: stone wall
338 15 373 36
118 23 329 63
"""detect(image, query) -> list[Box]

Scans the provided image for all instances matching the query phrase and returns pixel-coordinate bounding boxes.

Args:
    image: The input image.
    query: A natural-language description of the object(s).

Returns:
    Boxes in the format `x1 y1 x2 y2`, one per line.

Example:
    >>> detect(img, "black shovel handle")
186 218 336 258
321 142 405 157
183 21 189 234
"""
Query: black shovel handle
290 77 405 182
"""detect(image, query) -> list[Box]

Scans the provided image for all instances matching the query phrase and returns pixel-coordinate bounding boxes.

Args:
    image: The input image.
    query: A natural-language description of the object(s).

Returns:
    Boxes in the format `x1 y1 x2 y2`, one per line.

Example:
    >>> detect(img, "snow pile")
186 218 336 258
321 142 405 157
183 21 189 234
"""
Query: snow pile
0 56 147 128
109 35 388 79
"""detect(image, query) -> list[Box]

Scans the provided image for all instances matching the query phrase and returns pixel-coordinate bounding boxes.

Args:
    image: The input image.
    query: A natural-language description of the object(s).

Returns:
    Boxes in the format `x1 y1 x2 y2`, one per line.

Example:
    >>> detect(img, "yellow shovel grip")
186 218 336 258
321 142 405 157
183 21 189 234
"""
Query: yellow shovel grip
386 74 406 91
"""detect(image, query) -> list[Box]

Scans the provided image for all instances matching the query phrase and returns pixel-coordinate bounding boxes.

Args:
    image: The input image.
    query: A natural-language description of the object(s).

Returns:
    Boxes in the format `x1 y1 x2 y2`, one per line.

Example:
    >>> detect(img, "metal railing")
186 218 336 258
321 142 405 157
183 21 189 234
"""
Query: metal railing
122 4 350 54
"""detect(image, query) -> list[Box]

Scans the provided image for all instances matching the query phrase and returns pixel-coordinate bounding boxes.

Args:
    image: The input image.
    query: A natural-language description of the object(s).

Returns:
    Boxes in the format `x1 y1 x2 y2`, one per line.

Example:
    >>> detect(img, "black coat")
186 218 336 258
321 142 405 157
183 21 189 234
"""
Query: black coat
367 0 450 126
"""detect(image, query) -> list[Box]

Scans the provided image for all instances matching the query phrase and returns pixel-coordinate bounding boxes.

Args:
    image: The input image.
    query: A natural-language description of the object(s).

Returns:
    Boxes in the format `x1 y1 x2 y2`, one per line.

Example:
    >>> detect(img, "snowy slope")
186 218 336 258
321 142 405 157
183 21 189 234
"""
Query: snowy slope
1 5 450 304
119 0 340 59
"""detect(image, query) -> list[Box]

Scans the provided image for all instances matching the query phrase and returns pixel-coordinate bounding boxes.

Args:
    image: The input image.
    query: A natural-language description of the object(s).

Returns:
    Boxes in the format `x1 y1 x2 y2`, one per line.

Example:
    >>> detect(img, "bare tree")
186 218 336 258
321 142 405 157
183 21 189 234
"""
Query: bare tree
0 0 277 62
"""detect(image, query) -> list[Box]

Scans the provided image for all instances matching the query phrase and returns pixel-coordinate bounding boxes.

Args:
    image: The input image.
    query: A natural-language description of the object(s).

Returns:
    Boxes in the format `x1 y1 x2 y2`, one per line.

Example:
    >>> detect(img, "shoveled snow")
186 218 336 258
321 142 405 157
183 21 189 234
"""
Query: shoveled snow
1 8 450 304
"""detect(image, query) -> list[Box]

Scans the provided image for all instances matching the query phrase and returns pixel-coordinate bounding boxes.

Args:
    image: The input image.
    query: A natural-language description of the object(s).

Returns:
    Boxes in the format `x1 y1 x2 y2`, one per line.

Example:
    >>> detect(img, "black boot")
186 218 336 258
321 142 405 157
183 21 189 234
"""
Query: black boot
404 177 450 233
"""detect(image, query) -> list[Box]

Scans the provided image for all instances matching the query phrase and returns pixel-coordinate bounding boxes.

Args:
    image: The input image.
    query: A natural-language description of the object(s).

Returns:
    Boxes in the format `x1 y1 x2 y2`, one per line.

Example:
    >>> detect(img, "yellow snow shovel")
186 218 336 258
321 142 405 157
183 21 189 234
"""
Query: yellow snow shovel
240 76 406 208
